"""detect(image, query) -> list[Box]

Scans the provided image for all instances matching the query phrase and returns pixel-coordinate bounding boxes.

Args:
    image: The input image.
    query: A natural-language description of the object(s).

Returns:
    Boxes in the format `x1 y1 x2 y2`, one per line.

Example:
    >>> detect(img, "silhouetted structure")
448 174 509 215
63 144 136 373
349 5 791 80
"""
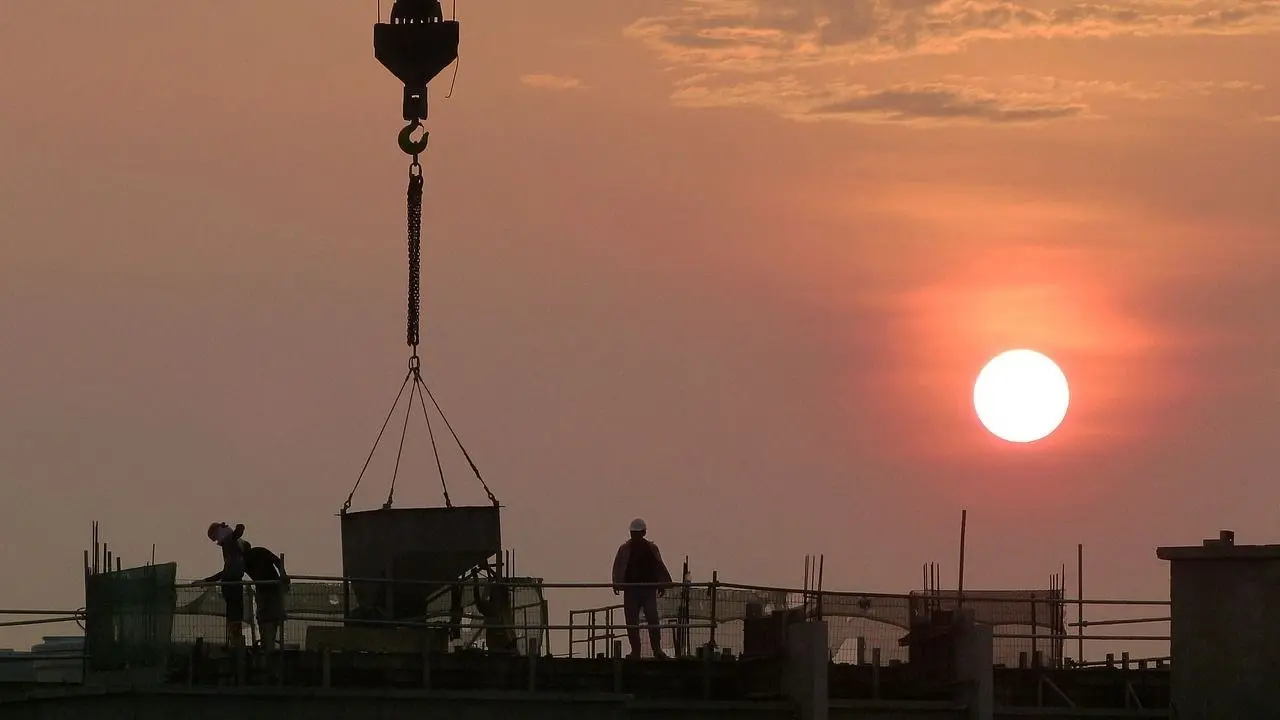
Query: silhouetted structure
1158 529 1280 718
339 506 502 624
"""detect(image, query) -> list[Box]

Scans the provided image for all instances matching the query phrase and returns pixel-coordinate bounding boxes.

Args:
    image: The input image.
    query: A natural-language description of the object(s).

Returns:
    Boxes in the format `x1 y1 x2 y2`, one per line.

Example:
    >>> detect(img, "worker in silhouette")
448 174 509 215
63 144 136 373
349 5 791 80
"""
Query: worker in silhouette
202 522 248 648
471 568 518 653
243 542 290 652
612 518 672 659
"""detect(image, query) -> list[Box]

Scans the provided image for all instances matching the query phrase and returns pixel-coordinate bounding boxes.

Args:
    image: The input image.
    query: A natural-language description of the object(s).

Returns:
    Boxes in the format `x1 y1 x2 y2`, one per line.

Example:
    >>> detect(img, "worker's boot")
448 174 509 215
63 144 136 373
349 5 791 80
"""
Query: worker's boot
261 622 279 653
226 620 246 649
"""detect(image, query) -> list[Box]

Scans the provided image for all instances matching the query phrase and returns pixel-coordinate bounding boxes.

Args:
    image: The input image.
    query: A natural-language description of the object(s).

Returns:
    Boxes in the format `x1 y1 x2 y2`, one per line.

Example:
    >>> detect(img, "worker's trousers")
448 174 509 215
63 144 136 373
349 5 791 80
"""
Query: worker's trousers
622 588 662 657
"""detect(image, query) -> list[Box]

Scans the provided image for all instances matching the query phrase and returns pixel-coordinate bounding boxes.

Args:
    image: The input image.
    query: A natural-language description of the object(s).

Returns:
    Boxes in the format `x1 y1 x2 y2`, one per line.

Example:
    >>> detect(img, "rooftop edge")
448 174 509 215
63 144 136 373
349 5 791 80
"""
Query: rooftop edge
1156 529 1280 560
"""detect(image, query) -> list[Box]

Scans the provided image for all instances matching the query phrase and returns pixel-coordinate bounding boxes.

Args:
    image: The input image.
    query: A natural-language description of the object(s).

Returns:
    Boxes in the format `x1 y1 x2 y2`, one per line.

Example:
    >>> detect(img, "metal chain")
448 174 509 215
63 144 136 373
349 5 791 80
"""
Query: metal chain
341 117 498 512
407 160 424 350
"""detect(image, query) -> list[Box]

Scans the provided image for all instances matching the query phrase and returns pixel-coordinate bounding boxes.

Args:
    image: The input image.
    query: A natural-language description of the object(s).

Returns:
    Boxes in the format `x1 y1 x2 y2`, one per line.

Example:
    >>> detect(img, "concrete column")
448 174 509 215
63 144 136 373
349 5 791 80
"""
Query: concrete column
1158 530 1280 719
784 620 829 720
951 611 993 720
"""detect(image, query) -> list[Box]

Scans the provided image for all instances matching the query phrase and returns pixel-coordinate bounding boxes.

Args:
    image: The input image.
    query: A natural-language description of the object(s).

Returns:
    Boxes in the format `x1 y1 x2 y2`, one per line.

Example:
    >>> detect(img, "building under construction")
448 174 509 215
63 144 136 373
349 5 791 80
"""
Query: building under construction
3 518 1278 719
1 2 1272 718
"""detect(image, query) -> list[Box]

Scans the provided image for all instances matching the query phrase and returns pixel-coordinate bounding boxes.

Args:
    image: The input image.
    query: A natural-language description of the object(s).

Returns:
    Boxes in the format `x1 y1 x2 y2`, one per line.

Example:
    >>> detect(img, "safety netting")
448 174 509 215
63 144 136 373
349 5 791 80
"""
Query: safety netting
170 578 547 655
641 585 1065 666
84 563 178 672
655 586 1062 630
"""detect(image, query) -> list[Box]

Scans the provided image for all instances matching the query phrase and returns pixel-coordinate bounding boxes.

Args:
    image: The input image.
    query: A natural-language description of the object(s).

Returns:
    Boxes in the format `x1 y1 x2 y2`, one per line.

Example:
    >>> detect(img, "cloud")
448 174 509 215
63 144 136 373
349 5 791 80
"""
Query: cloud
812 87 1085 124
991 76 1264 99
520 74 588 91
673 76 1089 125
669 74 1261 125
625 0 1280 72
624 0 1275 124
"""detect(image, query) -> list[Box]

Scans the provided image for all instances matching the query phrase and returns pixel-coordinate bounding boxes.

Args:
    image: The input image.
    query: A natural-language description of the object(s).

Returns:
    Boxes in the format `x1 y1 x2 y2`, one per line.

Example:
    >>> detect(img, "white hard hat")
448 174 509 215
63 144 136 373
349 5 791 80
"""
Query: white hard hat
629 518 647 533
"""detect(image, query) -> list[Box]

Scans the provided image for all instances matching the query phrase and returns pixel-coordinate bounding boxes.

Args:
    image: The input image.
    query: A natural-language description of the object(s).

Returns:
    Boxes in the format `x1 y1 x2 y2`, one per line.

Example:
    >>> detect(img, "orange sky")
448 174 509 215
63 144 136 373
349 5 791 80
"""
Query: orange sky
1 1 1278 652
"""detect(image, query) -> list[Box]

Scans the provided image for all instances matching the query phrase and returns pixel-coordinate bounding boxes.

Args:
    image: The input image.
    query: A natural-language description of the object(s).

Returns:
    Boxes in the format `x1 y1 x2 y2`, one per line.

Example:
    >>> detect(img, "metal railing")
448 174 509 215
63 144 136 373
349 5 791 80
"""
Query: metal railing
566 576 720 659
171 576 717 658
4 575 1169 669
0 610 86 682
0 609 84 631
565 582 1171 667
568 601 720 659
941 594 1170 668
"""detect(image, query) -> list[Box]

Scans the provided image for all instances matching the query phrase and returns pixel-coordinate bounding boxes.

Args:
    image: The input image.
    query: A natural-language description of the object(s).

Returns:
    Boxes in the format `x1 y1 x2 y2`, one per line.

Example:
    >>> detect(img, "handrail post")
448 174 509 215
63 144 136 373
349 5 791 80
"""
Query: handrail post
521 582 530 657
540 599 550 656
588 610 597 658
608 606 617 656
1030 594 1038 667
679 558 691 659
709 572 719 649
342 576 351 624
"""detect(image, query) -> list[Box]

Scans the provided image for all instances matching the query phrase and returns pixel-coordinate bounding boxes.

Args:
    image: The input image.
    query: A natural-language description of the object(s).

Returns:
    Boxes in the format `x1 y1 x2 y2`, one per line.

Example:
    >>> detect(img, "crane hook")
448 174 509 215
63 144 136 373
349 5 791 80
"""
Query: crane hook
398 121 430 156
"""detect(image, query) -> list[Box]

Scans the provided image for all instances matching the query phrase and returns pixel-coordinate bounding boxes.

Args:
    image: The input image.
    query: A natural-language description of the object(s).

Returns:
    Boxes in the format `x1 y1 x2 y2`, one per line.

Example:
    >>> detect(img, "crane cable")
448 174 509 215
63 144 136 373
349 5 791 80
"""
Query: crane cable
341 117 499 514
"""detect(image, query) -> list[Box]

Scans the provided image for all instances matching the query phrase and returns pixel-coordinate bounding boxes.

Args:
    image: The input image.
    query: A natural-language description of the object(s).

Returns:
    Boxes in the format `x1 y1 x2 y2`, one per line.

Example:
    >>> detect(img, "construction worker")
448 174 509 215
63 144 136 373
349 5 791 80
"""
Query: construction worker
471 568 518 653
611 518 672 659
243 542 289 652
202 522 247 648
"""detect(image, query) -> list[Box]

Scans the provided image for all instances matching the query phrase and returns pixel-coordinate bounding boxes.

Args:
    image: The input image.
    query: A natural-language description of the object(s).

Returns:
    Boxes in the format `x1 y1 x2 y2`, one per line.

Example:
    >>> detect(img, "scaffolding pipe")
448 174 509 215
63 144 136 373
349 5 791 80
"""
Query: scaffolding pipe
1077 543 1084 663
0 617 79 629
994 632 1167 641
957 509 967 607
0 610 83 616
1070 617 1171 627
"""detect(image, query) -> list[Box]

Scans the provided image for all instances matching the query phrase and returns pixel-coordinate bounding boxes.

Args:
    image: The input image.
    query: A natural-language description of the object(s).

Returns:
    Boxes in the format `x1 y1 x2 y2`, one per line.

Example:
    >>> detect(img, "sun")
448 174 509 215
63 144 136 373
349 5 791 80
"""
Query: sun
973 349 1070 443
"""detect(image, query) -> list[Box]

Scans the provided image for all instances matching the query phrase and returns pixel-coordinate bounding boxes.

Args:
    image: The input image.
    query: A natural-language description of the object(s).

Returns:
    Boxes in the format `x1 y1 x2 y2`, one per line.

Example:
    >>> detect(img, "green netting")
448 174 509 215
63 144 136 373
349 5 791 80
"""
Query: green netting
172 582 343 649
84 563 177 672
169 579 548 655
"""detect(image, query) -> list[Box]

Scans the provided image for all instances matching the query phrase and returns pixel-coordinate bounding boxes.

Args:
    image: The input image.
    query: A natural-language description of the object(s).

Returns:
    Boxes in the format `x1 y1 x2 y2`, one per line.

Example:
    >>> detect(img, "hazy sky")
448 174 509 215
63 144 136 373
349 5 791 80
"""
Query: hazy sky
1 1 1277 651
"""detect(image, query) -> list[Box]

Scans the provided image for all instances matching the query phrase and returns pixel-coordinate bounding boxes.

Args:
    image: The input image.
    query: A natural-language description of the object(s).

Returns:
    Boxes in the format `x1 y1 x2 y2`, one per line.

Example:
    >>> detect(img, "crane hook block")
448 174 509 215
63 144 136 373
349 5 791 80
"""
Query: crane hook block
398 123 430 156
375 0 459 122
